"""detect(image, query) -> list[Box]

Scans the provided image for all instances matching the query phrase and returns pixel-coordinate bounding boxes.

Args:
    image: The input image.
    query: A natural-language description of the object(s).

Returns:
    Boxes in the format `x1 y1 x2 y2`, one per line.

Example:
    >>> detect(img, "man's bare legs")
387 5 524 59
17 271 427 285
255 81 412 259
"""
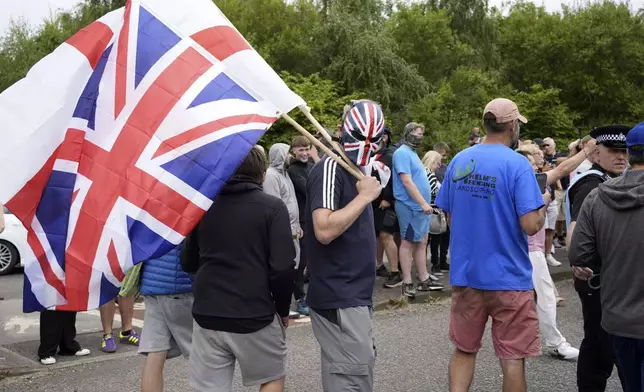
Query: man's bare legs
141 351 167 392
400 237 429 283
100 299 116 334
500 359 526 392
449 351 526 392
119 296 135 332
413 235 430 281
259 377 285 392
99 296 134 334
449 349 476 392
399 240 414 283
380 232 399 273
376 236 385 269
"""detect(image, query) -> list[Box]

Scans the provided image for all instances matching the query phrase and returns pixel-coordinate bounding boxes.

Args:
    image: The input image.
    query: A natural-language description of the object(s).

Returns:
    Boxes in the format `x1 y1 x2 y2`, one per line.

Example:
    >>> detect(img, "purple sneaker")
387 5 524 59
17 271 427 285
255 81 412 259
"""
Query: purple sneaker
101 333 116 353
119 330 140 346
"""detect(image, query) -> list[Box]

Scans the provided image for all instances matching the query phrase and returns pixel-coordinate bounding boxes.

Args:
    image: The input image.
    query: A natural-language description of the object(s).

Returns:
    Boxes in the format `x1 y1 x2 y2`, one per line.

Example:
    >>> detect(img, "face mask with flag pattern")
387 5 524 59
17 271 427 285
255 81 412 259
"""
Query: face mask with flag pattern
340 100 385 167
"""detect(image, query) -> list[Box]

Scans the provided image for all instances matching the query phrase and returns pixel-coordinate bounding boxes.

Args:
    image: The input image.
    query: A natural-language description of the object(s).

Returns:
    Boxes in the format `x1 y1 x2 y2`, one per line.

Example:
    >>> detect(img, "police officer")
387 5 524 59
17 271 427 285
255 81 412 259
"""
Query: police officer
565 125 629 392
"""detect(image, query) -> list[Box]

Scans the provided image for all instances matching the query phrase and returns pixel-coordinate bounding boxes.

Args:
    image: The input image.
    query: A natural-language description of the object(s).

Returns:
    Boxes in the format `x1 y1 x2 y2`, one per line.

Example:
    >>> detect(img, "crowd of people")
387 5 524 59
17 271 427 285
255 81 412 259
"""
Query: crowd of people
7 97 644 392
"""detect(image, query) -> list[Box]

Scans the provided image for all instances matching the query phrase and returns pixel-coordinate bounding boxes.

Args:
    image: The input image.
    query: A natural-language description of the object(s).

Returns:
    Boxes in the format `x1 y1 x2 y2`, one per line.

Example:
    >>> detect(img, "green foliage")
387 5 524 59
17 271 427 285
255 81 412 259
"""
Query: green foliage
0 0 124 92
511 84 579 143
386 4 474 84
214 0 321 75
408 66 512 153
260 72 364 147
318 2 428 114
2 0 644 152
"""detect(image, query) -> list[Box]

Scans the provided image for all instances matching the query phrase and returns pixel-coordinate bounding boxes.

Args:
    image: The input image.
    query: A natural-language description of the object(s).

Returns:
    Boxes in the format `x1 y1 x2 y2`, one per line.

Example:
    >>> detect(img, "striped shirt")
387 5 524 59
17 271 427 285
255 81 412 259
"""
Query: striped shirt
427 170 440 203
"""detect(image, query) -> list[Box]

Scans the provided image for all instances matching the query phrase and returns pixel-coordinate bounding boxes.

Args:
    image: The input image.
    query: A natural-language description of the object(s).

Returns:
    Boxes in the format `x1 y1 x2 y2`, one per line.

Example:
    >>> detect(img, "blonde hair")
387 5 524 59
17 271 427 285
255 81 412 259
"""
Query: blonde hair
422 150 442 172
517 144 540 157
569 139 581 152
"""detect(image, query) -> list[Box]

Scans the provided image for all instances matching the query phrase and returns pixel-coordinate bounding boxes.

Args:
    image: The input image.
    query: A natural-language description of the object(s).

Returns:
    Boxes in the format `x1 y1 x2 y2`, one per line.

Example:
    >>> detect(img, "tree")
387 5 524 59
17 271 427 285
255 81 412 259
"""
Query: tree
498 2 644 127
261 72 363 147
511 84 579 142
215 0 321 75
407 66 512 152
386 4 475 84
2 0 644 150
318 3 428 116
0 0 124 92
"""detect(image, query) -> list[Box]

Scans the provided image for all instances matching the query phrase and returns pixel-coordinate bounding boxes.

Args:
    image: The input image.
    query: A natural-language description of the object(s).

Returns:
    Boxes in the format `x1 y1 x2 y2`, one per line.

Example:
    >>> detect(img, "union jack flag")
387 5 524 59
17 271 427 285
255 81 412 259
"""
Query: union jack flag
0 0 304 312
341 101 385 167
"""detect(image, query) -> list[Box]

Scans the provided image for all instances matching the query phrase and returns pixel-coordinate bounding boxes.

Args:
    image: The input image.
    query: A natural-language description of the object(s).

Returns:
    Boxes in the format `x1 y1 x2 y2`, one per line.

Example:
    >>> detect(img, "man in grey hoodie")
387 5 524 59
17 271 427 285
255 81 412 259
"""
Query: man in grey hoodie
569 122 644 392
264 143 309 317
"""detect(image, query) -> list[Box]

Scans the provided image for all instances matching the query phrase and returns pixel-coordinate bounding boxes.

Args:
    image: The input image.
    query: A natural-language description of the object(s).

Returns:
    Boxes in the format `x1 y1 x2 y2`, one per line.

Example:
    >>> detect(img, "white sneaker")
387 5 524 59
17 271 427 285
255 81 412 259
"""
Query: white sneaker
40 357 56 365
75 348 90 357
428 273 440 282
546 254 562 267
551 341 579 360
288 310 301 319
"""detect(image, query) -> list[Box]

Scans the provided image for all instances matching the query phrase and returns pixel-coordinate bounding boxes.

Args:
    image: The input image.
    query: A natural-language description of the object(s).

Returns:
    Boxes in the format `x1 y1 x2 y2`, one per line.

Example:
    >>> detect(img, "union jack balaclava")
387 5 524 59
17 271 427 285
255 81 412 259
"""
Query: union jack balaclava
339 100 385 167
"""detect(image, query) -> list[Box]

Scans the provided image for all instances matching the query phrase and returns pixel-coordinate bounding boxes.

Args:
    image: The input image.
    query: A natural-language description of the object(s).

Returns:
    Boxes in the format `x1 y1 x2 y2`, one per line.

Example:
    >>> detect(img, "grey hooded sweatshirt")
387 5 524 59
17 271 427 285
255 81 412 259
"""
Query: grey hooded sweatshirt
264 143 301 236
569 169 644 339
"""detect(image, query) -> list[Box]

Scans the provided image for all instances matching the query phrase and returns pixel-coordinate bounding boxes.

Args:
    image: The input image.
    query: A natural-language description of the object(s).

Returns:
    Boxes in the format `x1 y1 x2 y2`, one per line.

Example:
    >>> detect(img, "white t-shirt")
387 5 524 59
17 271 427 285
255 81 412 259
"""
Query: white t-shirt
573 159 593 179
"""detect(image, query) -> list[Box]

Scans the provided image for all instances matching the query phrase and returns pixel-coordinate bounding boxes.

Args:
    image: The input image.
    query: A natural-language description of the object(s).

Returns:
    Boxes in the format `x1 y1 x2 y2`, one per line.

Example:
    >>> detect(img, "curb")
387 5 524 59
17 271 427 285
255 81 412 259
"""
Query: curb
0 367 39 382
373 270 573 312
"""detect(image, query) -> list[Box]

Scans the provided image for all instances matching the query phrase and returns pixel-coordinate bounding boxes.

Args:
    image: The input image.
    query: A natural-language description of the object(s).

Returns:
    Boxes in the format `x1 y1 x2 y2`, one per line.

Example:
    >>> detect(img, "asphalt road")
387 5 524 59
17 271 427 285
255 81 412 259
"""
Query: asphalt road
0 279 623 392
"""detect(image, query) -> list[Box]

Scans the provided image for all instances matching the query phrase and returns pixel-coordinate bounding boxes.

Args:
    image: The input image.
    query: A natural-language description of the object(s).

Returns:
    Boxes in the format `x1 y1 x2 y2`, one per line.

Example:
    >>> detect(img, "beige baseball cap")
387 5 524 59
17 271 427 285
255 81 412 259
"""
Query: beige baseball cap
483 98 528 124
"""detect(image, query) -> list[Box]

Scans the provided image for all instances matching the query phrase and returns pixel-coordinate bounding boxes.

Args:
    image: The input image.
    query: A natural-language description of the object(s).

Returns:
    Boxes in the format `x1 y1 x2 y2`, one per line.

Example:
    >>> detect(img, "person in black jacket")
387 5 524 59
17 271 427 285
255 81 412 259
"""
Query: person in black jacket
287 135 314 315
182 147 295 392
373 128 402 288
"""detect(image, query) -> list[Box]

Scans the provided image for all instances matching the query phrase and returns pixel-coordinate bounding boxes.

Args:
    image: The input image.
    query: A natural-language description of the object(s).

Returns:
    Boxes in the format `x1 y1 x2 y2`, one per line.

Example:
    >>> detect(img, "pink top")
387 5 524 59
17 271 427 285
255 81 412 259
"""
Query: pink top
528 227 546 253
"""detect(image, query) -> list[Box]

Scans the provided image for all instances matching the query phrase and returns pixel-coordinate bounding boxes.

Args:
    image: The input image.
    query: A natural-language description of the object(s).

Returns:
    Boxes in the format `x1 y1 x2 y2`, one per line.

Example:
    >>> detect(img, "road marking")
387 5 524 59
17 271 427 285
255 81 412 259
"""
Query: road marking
3 315 40 334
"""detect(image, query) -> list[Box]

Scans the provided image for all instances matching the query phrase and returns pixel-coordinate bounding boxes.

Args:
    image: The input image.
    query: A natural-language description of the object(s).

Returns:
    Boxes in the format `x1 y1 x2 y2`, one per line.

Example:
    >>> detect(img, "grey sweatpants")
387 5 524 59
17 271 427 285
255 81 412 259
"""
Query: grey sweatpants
310 307 376 392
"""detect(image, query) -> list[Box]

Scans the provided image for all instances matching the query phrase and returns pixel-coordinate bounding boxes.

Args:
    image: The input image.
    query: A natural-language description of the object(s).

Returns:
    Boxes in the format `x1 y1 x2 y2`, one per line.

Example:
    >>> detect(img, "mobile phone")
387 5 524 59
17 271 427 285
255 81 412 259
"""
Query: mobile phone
536 173 548 193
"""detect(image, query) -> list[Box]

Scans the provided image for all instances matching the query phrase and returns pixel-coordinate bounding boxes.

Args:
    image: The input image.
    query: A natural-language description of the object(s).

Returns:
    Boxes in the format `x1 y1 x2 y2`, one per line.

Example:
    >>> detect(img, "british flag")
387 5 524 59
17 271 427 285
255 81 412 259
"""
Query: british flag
0 0 304 312
341 101 385 167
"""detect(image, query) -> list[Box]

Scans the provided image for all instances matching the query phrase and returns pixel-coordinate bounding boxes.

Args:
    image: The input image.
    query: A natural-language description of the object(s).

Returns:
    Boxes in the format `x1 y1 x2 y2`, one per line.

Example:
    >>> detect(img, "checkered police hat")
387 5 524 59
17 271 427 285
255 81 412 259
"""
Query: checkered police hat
589 125 630 150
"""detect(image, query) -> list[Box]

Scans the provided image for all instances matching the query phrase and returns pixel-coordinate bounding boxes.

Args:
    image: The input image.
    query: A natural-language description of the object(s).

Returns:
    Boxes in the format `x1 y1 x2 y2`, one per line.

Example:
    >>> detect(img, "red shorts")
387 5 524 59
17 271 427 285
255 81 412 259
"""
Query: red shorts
449 286 541 360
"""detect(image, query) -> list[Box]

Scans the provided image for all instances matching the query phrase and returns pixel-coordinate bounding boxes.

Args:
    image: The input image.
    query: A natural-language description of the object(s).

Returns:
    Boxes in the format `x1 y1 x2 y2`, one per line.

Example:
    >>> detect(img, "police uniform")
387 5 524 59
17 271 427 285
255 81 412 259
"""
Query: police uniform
565 125 629 392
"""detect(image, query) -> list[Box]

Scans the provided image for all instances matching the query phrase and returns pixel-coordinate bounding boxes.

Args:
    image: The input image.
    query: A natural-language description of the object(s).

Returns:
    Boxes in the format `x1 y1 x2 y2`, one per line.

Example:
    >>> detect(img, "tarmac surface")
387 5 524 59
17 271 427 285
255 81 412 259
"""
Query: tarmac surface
0 249 623 391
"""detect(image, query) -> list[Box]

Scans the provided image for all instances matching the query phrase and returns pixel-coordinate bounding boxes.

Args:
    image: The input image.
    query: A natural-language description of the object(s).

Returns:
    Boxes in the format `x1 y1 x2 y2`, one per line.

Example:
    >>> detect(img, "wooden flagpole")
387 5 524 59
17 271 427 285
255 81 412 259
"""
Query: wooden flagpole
297 105 363 176
280 113 364 180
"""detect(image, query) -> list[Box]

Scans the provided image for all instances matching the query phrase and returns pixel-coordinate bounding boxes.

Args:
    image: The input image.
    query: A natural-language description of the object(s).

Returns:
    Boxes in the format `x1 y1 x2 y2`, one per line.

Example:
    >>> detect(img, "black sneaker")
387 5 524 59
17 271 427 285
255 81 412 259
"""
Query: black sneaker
376 264 389 278
430 266 444 277
384 272 403 288
403 283 416 298
439 263 450 272
418 277 444 291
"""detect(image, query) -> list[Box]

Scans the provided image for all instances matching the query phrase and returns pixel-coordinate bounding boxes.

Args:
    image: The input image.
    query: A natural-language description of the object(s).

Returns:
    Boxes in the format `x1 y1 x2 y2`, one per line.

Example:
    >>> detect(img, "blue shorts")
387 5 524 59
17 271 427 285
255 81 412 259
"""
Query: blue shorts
395 201 430 242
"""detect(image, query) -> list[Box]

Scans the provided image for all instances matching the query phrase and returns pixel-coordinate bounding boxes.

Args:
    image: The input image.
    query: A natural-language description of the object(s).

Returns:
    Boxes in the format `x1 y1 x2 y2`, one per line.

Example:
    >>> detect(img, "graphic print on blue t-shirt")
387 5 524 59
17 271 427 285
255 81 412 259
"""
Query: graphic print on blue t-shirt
435 144 544 291
392 144 432 211
304 157 376 310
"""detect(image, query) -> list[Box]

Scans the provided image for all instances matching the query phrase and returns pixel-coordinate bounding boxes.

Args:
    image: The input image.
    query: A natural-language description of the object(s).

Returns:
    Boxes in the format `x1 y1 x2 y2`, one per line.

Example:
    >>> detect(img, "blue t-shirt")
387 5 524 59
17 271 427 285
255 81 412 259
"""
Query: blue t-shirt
392 144 432 211
304 157 376 309
435 144 544 290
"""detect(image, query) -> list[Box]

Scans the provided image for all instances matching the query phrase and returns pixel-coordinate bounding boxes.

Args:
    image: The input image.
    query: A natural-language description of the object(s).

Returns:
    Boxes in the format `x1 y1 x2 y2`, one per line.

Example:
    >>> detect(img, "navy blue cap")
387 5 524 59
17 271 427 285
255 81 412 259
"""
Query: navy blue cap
627 122 644 154
590 125 630 150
